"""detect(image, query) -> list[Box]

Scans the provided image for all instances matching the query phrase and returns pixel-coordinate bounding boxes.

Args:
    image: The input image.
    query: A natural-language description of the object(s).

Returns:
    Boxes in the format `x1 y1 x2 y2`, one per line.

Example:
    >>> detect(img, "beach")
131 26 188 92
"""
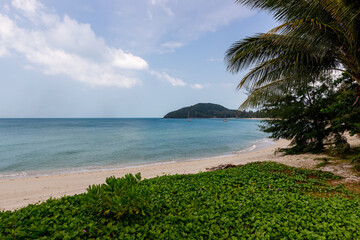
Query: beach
1 135 359 211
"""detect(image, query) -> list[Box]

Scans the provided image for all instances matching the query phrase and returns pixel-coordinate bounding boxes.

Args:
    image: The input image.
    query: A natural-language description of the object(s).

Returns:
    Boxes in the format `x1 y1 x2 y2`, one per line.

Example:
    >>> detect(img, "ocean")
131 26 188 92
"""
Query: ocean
0 118 272 178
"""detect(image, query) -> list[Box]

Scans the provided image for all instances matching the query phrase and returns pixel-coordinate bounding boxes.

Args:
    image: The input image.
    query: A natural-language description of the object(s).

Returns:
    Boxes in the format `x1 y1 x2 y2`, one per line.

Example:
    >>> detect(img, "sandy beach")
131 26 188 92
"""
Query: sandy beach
1 136 360 211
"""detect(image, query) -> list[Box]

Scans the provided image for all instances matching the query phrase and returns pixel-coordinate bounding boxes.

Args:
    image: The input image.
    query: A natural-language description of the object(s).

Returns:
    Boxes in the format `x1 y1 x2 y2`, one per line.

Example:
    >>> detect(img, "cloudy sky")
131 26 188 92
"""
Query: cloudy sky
0 0 276 117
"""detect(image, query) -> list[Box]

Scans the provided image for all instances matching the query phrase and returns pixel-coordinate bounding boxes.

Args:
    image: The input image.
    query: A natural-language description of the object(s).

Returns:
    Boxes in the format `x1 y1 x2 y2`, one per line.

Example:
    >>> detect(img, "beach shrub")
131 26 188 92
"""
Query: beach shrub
322 74 360 139
85 173 150 218
261 76 337 154
1 162 360 239
261 74 360 154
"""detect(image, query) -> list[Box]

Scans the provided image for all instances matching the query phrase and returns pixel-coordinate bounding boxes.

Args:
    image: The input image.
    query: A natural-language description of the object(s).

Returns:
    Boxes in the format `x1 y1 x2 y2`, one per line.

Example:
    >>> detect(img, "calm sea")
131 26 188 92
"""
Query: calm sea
0 118 272 178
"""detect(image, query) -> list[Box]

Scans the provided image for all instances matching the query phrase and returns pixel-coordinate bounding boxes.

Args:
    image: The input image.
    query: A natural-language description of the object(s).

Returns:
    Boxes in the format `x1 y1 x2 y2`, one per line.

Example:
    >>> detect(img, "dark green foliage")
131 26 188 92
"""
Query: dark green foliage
321 74 360 138
315 158 330 168
352 154 360 171
226 0 360 109
261 75 360 154
261 79 336 154
1 162 360 239
163 103 263 118
86 173 150 218
351 154 360 164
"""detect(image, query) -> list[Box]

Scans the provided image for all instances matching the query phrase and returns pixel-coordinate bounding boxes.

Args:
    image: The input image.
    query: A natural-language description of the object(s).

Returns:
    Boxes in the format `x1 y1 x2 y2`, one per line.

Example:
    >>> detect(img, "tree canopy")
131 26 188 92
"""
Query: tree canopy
261 74 360 154
225 0 360 109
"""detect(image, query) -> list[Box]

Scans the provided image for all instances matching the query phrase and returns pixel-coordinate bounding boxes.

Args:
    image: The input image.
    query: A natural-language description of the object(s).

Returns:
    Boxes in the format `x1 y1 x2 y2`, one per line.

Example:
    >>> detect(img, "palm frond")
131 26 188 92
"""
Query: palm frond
239 78 292 109
226 32 339 90
229 0 360 109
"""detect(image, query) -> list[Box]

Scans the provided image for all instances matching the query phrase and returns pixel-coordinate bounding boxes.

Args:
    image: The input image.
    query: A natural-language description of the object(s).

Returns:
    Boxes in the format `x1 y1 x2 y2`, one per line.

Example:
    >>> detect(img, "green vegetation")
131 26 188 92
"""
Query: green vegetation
163 103 263 118
224 0 360 156
333 147 360 171
260 74 360 154
225 0 360 109
1 162 360 239
315 158 331 168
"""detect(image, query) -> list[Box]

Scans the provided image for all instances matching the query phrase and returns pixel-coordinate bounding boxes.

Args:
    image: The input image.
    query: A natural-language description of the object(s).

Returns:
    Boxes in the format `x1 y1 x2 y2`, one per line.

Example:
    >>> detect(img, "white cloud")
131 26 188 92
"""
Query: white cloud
110 48 148 70
11 0 42 15
111 0 254 54
191 84 204 89
150 70 187 87
161 41 183 49
160 41 184 52
0 0 256 90
0 46 8 56
150 0 166 5
149 0 173 16
206 58 222 62
3 4 10 12
0 0 149 88
27 47 141 88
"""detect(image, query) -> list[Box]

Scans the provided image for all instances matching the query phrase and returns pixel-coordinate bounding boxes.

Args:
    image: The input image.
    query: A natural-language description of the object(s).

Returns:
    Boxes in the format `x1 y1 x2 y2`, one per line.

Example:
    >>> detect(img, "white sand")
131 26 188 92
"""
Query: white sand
1 136 359 211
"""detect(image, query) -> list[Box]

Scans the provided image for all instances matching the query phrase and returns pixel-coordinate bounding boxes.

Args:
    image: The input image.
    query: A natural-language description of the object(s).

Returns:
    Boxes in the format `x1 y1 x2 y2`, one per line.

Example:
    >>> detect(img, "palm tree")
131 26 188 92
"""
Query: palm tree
225 0 360 109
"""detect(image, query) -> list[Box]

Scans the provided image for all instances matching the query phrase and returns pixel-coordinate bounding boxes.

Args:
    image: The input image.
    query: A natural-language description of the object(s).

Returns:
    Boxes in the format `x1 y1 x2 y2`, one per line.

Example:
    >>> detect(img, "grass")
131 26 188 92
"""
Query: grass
348 147 360 171
312 147 360 174
314 157 331 168
1 162 360 239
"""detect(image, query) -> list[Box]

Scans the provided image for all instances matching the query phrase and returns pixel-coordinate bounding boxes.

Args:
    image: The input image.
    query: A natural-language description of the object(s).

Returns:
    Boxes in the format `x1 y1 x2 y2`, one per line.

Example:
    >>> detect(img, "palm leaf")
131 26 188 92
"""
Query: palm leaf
227 0 360 109
239 77 294 109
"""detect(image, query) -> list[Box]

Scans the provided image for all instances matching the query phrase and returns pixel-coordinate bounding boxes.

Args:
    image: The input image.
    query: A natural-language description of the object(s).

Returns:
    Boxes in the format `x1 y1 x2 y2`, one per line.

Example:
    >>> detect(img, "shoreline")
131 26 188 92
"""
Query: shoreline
0 137 273 180
1 136 359 211
0 138 283 211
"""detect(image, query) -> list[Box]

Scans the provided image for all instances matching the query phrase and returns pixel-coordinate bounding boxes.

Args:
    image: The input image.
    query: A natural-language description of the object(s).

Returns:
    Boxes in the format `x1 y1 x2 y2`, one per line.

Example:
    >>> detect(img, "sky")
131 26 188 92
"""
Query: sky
0 0 277 118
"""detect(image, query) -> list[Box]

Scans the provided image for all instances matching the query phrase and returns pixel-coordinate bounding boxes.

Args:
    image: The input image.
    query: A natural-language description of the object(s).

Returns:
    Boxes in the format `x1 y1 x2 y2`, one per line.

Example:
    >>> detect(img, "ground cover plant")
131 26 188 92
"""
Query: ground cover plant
1 162 360 239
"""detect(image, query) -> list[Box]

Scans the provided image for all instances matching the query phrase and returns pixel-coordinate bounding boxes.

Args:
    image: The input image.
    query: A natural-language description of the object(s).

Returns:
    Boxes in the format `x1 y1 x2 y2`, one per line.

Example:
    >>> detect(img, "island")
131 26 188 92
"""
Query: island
163 103 263 118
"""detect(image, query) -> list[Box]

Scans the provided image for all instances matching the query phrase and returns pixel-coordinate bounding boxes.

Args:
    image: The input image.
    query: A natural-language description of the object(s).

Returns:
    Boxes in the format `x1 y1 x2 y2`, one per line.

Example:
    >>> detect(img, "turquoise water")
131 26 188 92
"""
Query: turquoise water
0 118 271 178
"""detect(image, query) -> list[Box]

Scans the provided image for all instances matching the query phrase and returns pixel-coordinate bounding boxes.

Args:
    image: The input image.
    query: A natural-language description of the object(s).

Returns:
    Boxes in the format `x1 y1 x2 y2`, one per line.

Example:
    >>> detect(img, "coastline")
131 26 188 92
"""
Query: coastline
1 136 359 211
0 137 273 180
0 138 284 211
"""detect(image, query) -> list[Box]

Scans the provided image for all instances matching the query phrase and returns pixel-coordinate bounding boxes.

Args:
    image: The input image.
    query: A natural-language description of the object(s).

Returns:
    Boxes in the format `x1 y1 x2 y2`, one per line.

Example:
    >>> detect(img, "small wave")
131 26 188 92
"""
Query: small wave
232 138 275 154
233 145 257 154
0 171 28 179
0 160 180 179
0 138 275 179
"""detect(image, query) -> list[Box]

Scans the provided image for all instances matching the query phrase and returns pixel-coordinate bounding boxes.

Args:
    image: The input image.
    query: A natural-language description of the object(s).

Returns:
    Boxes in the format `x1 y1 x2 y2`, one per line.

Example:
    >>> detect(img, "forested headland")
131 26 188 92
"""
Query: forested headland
163 103 263 118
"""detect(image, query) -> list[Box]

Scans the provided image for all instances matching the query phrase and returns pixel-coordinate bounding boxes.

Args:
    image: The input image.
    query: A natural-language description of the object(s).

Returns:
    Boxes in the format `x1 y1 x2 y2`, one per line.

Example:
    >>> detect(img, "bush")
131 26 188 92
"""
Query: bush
86 173 150 218
261 74 360 154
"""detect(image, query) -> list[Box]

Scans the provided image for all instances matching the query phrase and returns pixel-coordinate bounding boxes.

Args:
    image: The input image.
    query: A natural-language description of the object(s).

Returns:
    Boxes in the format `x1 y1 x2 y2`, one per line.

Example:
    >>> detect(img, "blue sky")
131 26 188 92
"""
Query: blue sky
0 0 276 117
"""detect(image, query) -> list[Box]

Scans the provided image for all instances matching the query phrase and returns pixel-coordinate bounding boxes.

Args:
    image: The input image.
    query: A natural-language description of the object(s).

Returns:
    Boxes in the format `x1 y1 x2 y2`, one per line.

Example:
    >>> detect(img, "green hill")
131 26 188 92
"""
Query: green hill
163 103 263 118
